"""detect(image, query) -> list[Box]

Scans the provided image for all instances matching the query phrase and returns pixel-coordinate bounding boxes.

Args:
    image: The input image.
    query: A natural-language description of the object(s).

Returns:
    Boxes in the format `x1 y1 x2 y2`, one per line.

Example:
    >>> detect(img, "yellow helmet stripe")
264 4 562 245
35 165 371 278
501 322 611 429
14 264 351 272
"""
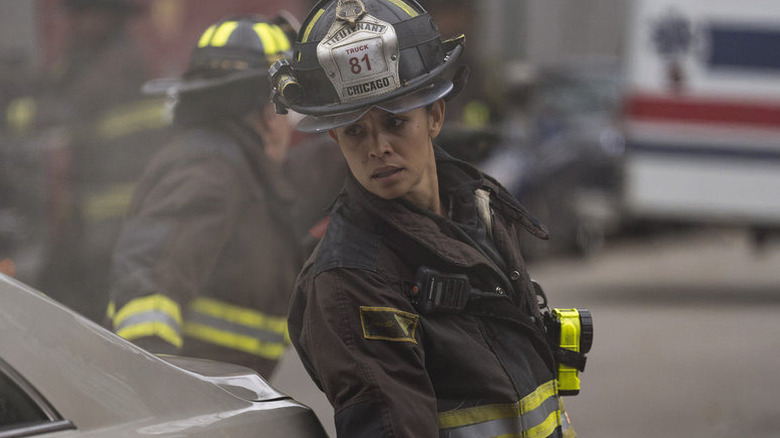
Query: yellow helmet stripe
197 24 217 48
270 25 291 52
253 23 280 55
210 21 239 47
386 0 419 17
301 9 325 42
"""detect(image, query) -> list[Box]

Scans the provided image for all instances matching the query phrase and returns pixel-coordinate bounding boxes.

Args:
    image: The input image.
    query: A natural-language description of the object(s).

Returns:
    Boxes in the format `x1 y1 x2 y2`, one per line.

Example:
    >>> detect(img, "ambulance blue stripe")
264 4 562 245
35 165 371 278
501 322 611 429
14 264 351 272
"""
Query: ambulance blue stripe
707 25 780 72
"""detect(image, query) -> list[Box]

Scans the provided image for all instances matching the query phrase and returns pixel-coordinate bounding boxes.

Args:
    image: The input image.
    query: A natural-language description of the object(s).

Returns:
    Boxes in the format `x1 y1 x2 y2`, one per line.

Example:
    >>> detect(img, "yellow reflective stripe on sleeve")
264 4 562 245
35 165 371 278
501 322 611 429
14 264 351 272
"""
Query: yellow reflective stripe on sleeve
524 411 561 438
438 380 560 437
6 96 36 135
94 97 169 141
253 23 280 55
117 321 183 348
83 183 136 222
386 0 419 17
301 9 325 43
114 294 182 328
183 297 288 360
106 301 116 320
182 322 286 359
520 380 557 413
187 297 288 334
211 21 239 47
439 402 520 430
197 25 218 48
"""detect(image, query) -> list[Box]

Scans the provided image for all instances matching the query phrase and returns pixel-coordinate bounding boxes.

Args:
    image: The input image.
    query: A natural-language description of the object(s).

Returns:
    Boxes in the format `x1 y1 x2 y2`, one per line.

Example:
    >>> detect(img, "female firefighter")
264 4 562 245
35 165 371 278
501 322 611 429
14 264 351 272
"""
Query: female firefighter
272 0 580 436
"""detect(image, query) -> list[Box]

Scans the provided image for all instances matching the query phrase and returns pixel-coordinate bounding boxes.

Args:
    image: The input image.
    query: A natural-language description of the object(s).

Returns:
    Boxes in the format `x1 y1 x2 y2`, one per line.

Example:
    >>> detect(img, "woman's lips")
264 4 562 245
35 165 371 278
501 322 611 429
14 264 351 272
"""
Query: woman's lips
372 166 403 179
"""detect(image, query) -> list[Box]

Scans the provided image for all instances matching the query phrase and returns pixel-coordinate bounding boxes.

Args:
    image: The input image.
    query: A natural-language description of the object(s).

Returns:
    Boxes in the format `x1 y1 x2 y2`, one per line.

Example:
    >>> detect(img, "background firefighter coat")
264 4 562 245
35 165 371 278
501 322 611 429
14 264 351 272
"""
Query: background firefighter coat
108 119 302 377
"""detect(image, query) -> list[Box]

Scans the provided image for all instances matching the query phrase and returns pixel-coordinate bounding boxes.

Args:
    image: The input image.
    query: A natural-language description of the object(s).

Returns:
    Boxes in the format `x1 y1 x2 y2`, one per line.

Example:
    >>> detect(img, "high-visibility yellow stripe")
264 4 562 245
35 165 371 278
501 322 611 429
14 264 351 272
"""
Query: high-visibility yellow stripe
524 411 561 438
386 0 419 17
6 96 36 134
83 183 136 222
106 301 116 320
439 402 520 430
117 321 183 348
253 23 280 55
114 294 182 328
183 322 286 359
271 25 291 52
95 98 169 141
197 25 217 48
438 380 558 430
189 297 287 335
301 9 325 42
520 380 557 413
211 21 239 47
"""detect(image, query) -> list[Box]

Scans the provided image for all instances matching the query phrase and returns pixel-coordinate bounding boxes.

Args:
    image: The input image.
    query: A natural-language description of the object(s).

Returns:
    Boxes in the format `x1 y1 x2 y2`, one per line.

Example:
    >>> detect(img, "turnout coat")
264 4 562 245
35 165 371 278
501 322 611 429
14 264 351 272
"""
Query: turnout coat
288 147 576 437
109 119 302 376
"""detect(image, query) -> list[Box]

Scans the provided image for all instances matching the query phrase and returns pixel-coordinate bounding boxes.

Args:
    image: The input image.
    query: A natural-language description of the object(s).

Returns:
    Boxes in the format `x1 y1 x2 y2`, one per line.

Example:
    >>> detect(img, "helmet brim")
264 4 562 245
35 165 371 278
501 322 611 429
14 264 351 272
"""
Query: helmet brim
141 69 268 96
296 78 453 133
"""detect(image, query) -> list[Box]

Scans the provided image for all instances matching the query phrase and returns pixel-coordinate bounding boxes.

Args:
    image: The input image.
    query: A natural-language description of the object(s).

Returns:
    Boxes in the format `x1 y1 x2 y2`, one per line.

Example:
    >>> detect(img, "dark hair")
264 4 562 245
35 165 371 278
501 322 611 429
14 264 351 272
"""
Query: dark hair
173 76 269 125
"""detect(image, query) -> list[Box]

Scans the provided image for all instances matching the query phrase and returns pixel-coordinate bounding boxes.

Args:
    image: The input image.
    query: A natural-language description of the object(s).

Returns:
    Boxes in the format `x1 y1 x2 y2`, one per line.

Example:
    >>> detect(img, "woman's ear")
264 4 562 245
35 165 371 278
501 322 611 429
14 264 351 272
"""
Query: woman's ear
327 129 339 142
428 99 446 139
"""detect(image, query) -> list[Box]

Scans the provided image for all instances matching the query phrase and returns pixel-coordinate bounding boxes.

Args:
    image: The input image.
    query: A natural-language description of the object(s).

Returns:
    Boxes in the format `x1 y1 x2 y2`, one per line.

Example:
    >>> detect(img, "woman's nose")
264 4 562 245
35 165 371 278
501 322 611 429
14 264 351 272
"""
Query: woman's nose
369 131 393 157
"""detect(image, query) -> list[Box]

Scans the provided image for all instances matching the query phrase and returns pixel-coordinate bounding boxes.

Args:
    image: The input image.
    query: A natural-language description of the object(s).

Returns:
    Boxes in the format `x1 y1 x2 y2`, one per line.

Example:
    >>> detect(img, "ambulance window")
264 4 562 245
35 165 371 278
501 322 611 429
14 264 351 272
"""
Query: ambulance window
708 25 780 72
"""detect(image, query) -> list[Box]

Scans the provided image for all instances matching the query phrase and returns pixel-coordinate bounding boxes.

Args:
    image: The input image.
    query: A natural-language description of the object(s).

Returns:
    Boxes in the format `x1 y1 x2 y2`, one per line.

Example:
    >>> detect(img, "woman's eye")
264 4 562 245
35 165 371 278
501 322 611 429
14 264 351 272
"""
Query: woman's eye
344 125 363 136
388 117 407 129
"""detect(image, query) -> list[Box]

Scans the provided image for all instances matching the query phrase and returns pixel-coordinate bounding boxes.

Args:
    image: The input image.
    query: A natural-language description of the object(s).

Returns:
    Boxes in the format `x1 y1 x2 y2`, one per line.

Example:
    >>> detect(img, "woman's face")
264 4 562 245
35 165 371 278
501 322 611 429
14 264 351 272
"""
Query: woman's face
329 100 445 211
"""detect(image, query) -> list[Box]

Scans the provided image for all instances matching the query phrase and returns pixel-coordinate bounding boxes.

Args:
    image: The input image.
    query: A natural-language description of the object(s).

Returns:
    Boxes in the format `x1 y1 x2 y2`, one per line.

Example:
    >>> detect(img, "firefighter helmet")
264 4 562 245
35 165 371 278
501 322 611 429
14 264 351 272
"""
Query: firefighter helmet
270 0 467 132
143 15 296 95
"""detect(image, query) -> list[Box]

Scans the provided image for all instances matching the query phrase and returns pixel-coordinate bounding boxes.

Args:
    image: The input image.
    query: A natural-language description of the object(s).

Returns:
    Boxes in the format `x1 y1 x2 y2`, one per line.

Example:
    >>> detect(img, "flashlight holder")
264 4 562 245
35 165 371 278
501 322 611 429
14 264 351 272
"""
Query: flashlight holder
545 308 593 396
270 58 302 114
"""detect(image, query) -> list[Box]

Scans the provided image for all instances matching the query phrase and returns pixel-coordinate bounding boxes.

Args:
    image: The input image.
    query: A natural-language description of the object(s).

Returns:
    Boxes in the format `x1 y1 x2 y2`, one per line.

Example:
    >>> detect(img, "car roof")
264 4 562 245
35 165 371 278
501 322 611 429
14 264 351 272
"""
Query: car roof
0 275 270 432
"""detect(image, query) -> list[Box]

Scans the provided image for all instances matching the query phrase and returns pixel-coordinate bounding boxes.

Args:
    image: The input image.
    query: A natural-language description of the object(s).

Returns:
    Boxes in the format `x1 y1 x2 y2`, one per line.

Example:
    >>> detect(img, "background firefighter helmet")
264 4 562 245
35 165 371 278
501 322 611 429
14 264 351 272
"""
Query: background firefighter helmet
143 15 295 96
142 15 296 123
271 0 467 132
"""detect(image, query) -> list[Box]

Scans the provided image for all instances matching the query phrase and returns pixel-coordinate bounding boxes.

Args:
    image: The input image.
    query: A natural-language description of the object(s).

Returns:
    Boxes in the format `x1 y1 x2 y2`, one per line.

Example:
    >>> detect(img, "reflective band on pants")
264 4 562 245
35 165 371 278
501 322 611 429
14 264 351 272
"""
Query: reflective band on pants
439 380 561 438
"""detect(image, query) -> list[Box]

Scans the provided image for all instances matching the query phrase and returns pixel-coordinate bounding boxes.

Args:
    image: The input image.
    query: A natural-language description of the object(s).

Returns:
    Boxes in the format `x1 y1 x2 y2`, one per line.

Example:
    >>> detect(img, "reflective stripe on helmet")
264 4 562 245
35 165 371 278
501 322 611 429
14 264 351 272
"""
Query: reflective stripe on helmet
253 23 292 54
211 21 240 47
182 297 289 360
113 294 183 348
302 9 326 43
197 24 218 48
385 0 418 17
438 380 561 438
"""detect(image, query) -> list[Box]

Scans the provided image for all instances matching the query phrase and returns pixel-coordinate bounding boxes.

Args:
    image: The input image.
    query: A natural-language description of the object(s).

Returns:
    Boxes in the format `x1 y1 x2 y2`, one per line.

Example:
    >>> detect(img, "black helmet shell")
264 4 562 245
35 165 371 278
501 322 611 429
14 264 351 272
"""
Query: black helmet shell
143 15 294 95
274 0 466 132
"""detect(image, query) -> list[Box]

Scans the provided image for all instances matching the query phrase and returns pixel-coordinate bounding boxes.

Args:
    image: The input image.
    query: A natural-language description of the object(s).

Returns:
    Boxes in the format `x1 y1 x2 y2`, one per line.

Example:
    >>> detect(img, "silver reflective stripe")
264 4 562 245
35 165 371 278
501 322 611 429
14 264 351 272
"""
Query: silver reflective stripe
524 396 560 431
184 310 287 345
445 416 521 438
114 310 181 334
439 381 561 438
443 398 558 438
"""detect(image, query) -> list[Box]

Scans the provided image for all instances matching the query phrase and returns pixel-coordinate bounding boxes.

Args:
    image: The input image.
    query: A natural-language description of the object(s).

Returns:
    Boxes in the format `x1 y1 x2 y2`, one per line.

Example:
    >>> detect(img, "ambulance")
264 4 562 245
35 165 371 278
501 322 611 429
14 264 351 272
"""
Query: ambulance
621 0 780 235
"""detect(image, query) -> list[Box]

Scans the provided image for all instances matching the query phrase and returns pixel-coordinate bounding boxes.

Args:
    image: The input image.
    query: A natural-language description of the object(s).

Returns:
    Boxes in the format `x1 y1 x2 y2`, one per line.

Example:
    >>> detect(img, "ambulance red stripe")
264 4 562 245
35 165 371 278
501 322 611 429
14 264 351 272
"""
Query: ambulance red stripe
625 93 780 128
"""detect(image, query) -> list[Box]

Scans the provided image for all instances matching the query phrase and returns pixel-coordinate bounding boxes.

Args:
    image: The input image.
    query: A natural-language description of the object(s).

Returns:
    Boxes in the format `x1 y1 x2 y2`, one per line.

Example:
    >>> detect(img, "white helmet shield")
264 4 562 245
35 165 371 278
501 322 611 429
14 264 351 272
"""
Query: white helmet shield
316 13 401 104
